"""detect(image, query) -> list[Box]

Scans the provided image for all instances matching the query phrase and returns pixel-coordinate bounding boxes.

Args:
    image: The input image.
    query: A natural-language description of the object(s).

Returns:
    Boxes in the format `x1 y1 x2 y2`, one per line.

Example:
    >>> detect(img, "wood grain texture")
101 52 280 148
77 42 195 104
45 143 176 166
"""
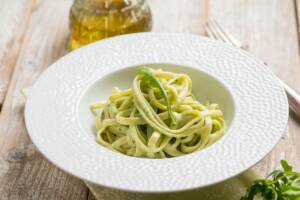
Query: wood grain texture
0 0 35 111
88 192 97 200
0 0 89 199
210 0 300 174
148 0 205 34
0 0 300 199
295 0 300 49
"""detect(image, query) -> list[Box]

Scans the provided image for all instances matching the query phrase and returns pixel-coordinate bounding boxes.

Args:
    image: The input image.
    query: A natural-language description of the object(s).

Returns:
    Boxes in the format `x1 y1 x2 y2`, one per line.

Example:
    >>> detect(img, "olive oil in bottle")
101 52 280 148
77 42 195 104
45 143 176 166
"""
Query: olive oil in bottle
69 0 152 50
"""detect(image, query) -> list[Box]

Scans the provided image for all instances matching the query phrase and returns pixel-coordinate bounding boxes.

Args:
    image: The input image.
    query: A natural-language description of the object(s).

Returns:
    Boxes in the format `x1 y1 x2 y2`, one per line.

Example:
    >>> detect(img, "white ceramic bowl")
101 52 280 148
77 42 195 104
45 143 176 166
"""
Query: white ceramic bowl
25 33 288 192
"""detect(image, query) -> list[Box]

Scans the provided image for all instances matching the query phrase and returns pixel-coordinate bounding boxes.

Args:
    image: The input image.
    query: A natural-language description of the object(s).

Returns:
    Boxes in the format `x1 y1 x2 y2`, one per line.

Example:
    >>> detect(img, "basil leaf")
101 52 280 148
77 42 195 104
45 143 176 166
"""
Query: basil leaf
281 160 292 172
241 160 300 200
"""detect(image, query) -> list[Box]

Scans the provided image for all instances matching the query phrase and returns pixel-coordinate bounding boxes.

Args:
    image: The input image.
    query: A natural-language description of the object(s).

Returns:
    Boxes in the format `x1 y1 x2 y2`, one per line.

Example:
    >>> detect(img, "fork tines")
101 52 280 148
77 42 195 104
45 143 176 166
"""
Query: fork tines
204 18 243 49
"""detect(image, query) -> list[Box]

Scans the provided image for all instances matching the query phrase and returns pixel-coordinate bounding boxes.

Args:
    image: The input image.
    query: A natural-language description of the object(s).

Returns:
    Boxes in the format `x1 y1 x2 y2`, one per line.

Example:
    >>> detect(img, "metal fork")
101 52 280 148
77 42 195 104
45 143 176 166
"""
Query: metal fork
204 18 300 118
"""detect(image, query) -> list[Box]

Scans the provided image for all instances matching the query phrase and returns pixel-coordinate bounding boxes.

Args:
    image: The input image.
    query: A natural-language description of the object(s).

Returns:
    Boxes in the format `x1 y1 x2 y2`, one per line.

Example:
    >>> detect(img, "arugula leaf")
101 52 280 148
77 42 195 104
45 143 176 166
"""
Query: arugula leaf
241 160 300 200
138 66 176 124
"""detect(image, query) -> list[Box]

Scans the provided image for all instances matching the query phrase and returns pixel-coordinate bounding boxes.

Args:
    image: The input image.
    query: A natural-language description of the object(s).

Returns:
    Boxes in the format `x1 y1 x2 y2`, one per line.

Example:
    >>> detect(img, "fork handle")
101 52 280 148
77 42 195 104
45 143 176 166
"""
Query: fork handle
277 78 300 117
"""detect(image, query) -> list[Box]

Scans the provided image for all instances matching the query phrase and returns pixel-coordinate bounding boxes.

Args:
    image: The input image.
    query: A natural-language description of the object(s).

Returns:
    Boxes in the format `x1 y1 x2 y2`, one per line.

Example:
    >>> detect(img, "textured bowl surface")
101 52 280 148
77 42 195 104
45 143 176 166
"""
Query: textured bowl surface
25 33 289 192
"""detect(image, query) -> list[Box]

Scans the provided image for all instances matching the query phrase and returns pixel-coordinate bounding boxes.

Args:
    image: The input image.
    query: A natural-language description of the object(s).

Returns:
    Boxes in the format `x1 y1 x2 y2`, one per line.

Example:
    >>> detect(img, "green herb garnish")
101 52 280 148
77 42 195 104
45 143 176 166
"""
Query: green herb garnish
241 160 300 200
138 66 176 124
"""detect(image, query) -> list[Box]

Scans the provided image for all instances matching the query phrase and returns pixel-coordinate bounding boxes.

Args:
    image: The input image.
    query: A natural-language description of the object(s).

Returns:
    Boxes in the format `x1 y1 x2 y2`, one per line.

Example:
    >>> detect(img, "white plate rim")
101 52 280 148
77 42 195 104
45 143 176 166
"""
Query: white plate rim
25 32 289 192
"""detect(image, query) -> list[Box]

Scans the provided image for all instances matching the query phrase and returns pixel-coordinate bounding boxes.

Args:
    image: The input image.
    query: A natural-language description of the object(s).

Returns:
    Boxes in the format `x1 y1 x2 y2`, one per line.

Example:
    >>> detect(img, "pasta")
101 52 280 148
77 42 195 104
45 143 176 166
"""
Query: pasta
90 67 226 158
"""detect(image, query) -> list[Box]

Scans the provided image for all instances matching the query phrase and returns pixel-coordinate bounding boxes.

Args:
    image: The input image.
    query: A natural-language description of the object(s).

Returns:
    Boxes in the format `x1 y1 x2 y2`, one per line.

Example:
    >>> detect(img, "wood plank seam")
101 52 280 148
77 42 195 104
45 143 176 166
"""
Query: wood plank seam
0 1 90 199
294 0 300 55
0 0 36 113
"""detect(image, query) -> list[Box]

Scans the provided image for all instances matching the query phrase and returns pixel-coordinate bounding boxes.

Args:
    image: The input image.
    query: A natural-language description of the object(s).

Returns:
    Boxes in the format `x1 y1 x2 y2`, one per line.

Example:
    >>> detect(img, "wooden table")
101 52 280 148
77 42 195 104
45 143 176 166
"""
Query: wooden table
0 0 299 199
